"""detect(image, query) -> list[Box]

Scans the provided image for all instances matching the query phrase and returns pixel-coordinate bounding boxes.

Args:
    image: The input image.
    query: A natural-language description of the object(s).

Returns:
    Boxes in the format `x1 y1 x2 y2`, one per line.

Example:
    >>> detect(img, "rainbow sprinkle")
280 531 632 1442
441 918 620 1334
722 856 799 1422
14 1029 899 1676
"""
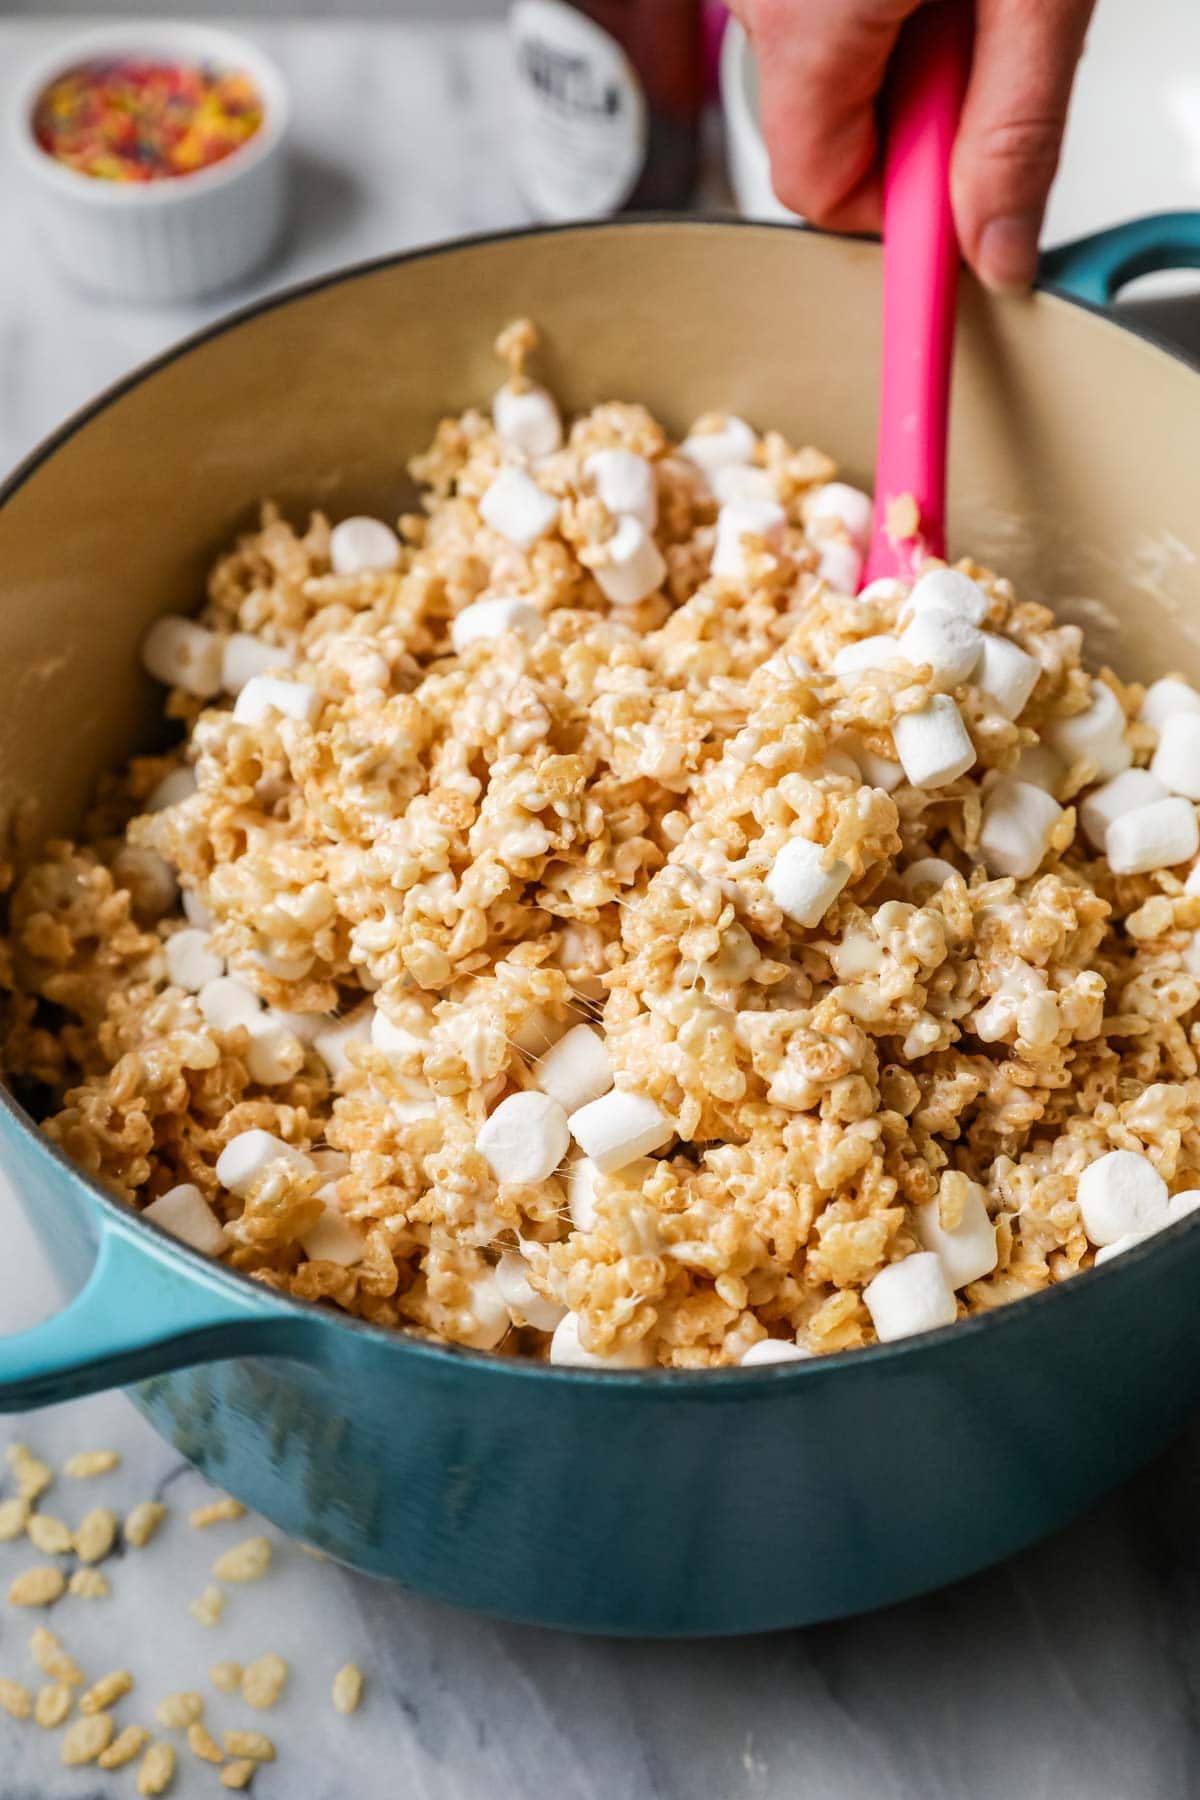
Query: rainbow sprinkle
33 57 263 184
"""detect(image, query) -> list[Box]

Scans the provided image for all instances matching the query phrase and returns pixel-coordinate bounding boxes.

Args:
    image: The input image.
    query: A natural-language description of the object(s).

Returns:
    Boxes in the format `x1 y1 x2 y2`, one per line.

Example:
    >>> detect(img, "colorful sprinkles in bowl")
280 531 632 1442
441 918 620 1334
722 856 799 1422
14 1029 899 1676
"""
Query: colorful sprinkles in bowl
32 57 263 184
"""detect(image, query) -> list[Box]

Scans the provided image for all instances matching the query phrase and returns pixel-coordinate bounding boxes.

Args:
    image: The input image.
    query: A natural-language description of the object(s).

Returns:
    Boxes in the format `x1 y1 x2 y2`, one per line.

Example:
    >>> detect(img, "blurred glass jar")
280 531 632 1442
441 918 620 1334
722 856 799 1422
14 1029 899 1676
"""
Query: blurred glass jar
510 0 704 220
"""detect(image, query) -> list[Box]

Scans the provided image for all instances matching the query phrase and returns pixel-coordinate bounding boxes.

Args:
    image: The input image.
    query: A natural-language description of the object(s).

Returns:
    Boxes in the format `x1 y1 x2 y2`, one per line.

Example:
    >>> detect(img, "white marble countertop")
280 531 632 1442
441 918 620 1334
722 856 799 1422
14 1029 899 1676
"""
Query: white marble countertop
2 12 1200 1800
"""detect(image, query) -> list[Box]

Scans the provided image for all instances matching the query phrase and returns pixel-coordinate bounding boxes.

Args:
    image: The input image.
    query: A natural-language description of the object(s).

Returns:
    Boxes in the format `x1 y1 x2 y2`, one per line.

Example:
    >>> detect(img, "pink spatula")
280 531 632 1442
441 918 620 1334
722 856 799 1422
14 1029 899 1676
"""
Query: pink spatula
861 0 974 588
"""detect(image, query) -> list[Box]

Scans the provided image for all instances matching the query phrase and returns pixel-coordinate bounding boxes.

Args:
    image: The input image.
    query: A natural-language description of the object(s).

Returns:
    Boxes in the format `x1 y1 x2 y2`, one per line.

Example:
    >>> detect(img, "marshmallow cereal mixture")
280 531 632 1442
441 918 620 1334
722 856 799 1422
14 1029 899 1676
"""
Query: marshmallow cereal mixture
4 318 1200 1370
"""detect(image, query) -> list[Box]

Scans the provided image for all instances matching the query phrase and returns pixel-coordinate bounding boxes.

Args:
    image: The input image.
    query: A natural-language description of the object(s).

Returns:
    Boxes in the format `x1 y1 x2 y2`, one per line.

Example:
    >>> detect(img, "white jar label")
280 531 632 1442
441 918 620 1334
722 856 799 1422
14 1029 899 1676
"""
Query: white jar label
511 0 648 221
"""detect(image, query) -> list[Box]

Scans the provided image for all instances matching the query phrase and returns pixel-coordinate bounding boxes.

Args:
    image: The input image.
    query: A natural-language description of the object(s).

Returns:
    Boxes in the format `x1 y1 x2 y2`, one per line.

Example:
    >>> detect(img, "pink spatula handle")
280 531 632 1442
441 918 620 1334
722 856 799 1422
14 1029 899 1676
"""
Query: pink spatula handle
862 0 973 587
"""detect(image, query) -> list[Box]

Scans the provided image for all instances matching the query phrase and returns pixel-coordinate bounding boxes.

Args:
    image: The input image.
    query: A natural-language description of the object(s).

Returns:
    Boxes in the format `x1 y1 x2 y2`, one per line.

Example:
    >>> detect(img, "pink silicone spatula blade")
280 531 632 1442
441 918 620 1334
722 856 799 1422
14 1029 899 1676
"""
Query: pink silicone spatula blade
861 0 974 588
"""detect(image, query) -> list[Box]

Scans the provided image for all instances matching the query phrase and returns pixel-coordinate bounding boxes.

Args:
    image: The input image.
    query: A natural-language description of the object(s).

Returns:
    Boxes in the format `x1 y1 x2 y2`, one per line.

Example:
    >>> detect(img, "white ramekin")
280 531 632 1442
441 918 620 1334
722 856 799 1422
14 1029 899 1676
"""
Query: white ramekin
719 19 800 224
10 23 290 305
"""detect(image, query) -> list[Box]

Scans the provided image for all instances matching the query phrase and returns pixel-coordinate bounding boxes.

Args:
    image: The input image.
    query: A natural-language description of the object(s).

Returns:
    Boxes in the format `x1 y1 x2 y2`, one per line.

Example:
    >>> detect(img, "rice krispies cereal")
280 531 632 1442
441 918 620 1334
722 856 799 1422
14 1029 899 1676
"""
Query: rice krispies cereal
4 319 1200 1369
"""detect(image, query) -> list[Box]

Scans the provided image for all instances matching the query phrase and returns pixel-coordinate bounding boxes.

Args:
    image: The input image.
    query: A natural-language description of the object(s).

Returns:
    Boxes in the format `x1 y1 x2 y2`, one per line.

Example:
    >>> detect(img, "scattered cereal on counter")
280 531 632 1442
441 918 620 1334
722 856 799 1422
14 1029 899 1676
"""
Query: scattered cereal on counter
188 1585 225 1627
61 1709 115 1765
25 1513 73 1555
212 1536 272 1583
209 1661 243 1695
99 1723 152 1768
0 1496 30 1539
221 1759 258 1791
124 1500 167 1548
34 1682 73 1728
7 1446 53 1504
63 1450 121 1479
136 1739 177 1795
74 1507 117 1564
187 1720 226 1764
331 1662 364 1716
67 1568 110 1600
241 1652 287 1710
223 1729 276 1761
30 1627 83 1684
189 1496 246 1529
80 1668 133 1714
0 1675 32 1719
155 1691 204 1729
9 1566 66 1608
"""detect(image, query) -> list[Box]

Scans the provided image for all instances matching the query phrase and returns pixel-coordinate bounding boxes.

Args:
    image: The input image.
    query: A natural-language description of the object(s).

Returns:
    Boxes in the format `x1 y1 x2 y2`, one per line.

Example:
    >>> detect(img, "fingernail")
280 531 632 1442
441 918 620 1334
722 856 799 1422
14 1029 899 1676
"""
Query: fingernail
976 214 1041 293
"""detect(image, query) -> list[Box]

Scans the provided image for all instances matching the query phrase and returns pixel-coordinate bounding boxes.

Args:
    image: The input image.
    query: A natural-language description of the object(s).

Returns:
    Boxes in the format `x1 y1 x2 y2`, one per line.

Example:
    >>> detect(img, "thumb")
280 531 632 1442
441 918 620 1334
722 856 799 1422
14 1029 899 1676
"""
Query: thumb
951 0 1095 292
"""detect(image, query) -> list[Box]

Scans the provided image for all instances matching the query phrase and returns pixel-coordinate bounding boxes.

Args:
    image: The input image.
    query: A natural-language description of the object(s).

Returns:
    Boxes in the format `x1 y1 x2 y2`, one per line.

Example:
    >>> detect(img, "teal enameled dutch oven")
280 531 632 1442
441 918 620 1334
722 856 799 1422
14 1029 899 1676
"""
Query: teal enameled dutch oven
1 217 1200 1637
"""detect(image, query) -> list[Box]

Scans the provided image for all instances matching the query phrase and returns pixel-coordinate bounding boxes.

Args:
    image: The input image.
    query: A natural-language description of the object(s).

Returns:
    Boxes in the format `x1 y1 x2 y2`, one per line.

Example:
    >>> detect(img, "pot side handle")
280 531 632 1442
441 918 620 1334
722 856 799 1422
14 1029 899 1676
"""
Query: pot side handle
0 1218 311 1412
1041 211 1200 306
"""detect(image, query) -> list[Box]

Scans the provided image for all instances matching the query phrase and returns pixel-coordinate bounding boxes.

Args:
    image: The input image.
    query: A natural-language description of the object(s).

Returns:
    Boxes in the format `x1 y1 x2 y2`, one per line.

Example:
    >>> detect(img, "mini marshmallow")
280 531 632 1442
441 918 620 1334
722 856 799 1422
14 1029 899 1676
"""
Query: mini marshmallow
979 779 1063 880
143 1183 228 1256
1094 1234 1145 1267
216 1129 315 1196
494 1251 565 1331
816 540 863 595
313 1004 375 1081
1168 1190 1200 1225
739 1338 813 1366
711 464 776 507
858 577 907 607
915 1183 998 1288
534 1023 614 1116
898 608 983 689
1106 796 1199 875
511 1007 567 1055
712 500 787 581
902 856 960 898
221 632 293 694
478 1090 570 1185
1044 680 1131 779
451 597 543 656
181 887 213 929
892 695 975 789
244 1017 303 1087
1079 767 1168 851
833 635 903 679
164 928 224 993
904 568 989 626
458 1272 513 1351
371 1008 428 1060
568 1157 599 1232
1013 743 1063 793
592 515 666 606
568 1088 673 1174
766 835 851 927
141 616 223 697
1187 865 1200 897
548 1312 651 1368
863 1252 957 1342
479 466 560 550
1140 676 1200 734
1076 1149 1168 1246
301 1199 366 1267
146 767 197 812
493 382 563 460
976 633 1040 719
233 676 321 727
679 415 757 475
198 976 262 1033
264 1006 325 1044
585 448 657 529
806 481 873 550
1150 712 1200 800
329 516 401 575
854 746 905 793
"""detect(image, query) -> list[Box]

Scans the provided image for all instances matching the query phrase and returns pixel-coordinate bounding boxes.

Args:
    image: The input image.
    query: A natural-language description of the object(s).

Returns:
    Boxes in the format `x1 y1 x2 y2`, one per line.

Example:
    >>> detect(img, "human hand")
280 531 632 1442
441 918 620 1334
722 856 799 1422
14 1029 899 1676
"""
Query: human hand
728 0 1096 290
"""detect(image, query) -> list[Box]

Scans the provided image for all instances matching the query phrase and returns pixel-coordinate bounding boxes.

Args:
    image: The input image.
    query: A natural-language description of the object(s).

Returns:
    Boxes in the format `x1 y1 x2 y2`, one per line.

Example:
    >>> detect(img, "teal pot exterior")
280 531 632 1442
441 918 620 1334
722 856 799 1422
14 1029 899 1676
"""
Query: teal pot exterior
2 214 1200 1635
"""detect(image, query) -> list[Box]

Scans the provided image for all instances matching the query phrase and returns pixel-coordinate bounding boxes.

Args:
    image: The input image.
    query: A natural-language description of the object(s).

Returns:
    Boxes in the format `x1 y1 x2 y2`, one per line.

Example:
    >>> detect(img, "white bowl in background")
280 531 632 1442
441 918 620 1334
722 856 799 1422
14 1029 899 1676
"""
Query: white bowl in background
10 22 290 305
719 18 800 224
